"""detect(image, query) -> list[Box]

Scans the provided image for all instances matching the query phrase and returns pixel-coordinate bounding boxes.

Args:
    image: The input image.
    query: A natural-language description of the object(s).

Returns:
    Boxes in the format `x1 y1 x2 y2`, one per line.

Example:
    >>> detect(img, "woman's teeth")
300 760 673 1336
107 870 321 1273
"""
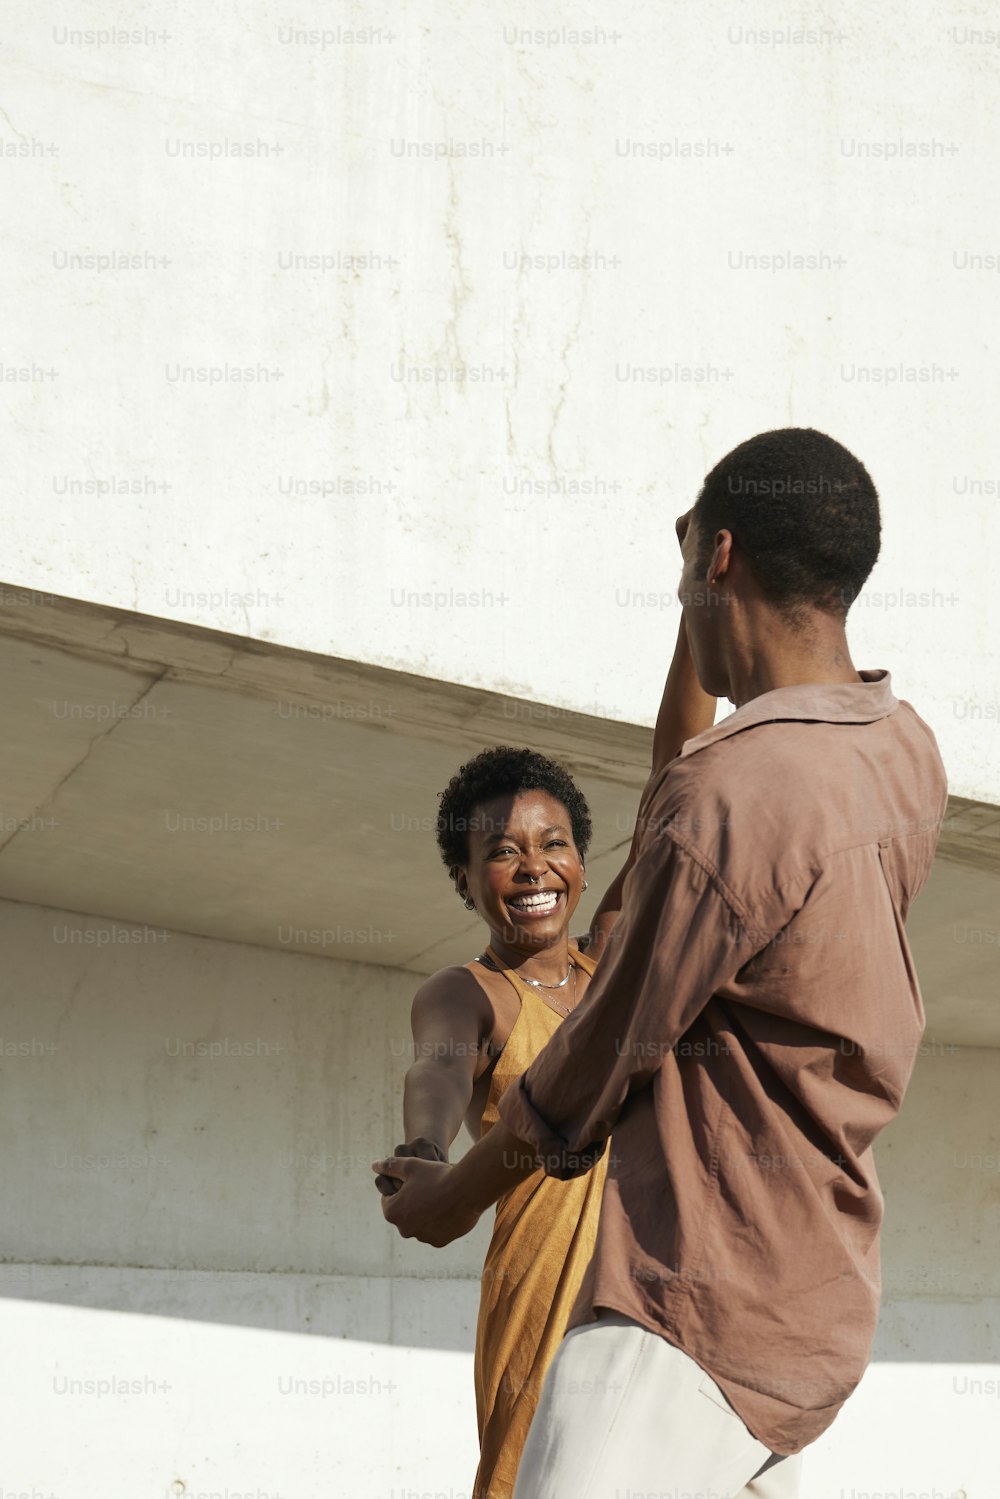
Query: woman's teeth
508 891 560 913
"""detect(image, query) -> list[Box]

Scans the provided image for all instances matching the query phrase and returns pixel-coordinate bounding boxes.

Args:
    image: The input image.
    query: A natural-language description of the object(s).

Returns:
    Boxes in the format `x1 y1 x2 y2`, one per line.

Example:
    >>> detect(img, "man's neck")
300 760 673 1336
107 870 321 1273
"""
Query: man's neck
724 614 861 709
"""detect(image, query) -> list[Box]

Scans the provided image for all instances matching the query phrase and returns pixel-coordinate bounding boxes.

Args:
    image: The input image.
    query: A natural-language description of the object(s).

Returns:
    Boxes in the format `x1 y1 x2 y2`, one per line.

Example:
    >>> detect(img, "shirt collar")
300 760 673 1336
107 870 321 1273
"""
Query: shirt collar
676 669 899 761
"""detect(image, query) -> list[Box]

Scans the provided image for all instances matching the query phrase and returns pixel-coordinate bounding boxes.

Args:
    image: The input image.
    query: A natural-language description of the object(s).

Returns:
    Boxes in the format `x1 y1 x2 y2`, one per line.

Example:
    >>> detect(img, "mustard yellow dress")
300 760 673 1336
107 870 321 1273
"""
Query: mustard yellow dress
472 945 608 1499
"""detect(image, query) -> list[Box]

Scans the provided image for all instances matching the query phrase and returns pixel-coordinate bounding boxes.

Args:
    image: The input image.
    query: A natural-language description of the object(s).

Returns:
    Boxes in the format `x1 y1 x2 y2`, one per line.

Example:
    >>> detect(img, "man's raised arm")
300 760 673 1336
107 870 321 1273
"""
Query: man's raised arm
584 617 715 961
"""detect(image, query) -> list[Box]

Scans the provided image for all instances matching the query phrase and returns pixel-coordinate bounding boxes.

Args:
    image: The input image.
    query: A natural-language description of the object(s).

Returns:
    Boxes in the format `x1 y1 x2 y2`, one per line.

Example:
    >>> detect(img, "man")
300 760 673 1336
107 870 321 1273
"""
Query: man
374 428 948 1497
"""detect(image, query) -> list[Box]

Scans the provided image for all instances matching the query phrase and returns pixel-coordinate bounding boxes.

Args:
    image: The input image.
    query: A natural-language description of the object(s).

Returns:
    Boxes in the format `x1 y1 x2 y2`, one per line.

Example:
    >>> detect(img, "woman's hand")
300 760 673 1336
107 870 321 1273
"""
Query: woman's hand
373 1137 447 1197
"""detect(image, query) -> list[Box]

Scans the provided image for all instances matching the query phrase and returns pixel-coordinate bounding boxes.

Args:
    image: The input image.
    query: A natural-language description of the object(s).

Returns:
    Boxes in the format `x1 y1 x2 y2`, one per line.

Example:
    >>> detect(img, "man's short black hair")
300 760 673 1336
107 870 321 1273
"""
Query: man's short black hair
693 427 881 619
436 746 592 869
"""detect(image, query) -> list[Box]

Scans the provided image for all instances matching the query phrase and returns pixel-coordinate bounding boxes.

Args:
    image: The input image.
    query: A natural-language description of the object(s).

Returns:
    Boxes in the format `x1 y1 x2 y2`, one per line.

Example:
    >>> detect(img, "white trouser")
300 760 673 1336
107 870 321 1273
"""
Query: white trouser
512 1312 803 1499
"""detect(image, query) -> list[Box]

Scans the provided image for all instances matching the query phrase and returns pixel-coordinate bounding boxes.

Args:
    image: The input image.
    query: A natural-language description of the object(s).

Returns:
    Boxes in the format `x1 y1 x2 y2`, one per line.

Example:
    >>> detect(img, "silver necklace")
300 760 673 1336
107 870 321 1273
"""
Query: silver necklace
542 967 577 1016
480 952 578 1014
480 951 572 988
523 964 573 990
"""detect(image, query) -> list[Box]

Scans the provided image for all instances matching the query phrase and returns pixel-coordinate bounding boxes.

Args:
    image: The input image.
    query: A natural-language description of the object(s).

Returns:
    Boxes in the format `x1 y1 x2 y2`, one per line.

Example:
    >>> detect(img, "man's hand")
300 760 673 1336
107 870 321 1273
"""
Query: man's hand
372 1154 482 1247
373 1137 447 1197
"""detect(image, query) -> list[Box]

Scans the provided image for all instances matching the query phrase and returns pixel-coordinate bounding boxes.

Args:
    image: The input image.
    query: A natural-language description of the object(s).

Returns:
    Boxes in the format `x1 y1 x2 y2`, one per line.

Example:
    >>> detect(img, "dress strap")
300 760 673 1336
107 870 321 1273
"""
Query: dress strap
571 944 598 979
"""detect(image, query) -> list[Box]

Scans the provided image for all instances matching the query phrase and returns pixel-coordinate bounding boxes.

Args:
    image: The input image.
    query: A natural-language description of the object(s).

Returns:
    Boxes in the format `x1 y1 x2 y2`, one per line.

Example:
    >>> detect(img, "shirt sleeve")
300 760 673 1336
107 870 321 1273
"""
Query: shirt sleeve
496 821 763 1179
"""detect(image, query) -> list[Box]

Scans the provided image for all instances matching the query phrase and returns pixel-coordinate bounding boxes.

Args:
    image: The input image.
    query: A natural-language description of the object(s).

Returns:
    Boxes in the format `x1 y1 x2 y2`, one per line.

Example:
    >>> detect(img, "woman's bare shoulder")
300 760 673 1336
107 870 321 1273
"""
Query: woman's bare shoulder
410 960 499 1031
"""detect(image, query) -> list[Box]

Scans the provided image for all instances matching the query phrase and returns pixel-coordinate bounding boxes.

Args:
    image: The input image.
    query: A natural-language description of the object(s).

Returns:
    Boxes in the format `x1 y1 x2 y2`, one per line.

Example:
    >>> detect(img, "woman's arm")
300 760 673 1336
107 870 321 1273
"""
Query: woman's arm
583 618 716 959
394 968 493 1165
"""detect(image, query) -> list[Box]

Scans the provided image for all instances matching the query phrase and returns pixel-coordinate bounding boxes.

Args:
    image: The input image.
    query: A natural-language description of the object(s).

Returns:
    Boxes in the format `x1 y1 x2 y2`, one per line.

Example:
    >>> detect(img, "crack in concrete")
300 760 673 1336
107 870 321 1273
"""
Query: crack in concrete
4 61 309 130
441 153 472 375
546 210 592 473
399 913 482 969
0 667 170 861
0 100 25 140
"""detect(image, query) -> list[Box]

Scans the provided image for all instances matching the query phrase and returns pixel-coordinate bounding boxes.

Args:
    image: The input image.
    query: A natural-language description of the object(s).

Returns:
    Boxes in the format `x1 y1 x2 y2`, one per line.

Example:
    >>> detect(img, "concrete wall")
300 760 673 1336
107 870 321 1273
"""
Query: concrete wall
4 10 999 1489
1 898 997 1497
0 899 491 1281
4 0 999 803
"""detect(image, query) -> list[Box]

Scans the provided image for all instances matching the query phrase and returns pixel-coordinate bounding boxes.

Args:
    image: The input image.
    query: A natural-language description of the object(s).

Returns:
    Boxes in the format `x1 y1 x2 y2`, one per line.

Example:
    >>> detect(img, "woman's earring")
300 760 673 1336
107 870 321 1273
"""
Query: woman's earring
582 879 589 891
463 897 475 910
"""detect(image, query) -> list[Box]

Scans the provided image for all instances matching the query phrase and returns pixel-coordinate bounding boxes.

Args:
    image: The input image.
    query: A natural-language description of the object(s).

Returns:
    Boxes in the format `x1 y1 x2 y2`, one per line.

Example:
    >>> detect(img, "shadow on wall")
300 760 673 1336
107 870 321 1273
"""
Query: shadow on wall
1 1264 999 1365
0 1263 482 1354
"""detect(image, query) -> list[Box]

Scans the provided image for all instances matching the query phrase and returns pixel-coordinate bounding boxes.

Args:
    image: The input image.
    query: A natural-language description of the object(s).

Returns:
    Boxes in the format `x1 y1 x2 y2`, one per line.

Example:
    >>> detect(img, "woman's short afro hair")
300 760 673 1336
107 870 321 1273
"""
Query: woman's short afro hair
436 745 592 869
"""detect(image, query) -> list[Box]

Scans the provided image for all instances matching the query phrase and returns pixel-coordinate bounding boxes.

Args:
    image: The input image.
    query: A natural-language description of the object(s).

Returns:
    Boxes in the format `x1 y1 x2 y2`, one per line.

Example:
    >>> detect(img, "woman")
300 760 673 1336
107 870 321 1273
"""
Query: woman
376 620 715 1498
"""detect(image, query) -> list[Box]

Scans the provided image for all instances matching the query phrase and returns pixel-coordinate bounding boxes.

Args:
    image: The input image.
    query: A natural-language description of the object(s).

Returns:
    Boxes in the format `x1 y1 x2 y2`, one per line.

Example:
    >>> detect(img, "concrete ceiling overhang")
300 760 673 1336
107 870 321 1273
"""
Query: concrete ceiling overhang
0 586 997 1046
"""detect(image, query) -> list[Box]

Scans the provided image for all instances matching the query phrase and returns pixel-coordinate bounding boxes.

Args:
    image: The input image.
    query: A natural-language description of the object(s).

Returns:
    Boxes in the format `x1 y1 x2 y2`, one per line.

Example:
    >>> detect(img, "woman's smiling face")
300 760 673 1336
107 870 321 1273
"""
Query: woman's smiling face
454 789 585 952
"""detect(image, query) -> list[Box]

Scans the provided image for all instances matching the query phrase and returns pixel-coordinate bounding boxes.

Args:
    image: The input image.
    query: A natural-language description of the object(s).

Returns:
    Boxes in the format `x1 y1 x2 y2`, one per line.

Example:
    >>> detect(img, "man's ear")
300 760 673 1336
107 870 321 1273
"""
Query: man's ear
709 529 733 584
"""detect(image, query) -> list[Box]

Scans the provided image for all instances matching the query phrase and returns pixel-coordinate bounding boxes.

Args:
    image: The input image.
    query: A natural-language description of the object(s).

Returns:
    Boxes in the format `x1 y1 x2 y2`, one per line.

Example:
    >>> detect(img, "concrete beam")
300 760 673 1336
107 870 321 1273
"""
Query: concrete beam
1 585 997 1044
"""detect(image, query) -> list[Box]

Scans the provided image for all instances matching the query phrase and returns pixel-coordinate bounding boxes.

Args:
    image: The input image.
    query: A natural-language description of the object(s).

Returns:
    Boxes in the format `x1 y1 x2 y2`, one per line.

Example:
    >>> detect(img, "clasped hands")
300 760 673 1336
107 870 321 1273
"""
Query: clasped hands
373 1136 482 1248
